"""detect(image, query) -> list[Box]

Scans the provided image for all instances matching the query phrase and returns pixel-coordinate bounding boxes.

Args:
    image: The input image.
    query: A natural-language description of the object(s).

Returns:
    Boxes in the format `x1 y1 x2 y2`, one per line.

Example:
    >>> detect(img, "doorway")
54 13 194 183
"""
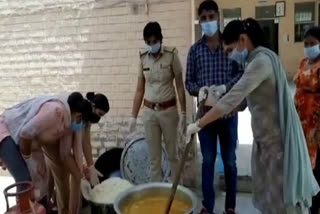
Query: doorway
258 20 279 54
256 6 279 54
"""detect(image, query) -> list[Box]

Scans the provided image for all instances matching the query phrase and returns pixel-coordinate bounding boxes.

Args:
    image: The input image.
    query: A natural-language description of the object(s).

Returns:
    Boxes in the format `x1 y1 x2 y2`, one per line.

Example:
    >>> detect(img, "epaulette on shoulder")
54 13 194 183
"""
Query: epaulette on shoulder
163 46 176 53
139 50 148 57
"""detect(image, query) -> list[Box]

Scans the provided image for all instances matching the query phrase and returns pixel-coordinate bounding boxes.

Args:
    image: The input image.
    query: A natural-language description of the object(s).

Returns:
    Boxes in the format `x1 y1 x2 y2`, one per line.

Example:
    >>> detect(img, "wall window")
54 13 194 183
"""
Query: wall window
222 8 241 29
295 2 315 42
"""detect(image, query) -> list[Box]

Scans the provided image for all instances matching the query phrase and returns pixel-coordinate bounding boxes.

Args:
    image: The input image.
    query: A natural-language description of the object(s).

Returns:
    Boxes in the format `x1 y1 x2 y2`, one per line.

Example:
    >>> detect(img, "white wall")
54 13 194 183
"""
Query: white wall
0 0 192 157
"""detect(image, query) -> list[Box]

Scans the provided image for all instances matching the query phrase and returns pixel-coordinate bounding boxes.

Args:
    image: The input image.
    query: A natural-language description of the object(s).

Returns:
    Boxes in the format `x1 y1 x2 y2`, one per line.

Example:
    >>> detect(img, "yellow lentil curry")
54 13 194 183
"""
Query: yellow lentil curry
123 197 192 214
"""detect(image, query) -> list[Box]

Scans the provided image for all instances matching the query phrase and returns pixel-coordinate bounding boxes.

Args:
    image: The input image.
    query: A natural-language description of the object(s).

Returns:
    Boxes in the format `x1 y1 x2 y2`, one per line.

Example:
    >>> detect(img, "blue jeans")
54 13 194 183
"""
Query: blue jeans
199 116 238 213
0 136 32 190
0 136 48 212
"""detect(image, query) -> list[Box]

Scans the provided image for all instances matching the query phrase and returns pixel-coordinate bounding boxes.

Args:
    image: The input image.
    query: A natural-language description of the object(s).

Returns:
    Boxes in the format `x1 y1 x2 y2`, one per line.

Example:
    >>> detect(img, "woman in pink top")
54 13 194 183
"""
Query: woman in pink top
0 92 92 211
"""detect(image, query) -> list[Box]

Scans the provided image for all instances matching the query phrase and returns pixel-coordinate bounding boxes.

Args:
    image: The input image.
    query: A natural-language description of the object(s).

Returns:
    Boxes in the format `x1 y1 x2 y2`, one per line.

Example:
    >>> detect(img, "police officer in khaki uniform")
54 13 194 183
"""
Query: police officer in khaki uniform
129 22 187 182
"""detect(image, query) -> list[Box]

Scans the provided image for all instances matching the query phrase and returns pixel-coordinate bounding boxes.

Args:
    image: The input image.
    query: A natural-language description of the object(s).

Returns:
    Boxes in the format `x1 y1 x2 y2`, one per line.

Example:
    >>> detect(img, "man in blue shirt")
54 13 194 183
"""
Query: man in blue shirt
185 1 243 214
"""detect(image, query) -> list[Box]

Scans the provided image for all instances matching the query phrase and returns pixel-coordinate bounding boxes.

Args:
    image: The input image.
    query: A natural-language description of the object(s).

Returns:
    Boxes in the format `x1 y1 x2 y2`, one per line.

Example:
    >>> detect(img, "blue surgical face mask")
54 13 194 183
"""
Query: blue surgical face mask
201 21 218 37
304 44 320 60
71 122 83 132
148 42 161 54
229 48 248 66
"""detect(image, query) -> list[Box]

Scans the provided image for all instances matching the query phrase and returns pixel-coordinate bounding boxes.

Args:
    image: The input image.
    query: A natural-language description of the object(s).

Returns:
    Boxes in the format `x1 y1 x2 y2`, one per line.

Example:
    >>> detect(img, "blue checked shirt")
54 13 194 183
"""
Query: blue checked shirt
185 36 243 97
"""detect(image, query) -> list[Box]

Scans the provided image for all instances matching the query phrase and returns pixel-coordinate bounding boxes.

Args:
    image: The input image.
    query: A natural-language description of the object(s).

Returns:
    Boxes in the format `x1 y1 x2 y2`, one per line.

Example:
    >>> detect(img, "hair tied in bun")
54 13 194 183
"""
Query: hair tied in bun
86 92 95 102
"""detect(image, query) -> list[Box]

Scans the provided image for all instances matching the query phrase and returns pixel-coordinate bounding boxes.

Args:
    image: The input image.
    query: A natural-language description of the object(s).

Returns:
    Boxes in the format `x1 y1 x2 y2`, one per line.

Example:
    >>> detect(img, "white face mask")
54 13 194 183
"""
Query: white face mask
229 48 248 66
148 42 161 54
201 20 218 37
304 44 320 60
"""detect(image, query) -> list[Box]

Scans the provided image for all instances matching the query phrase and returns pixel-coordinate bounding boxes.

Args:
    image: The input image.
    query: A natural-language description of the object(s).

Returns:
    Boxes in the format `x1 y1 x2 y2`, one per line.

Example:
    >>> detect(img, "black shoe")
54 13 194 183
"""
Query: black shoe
223 209 236 214
199 208 214 214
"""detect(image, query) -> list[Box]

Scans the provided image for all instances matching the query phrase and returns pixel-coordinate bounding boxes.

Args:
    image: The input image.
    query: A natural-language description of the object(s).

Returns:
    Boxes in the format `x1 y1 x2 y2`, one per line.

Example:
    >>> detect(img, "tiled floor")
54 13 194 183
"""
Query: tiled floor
191 187 261 214
213 192 260 214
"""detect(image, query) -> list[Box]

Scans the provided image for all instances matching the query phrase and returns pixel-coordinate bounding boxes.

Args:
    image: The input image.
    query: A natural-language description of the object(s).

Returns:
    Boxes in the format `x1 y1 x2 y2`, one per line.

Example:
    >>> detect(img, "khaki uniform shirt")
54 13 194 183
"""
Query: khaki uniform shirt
139 45 183 103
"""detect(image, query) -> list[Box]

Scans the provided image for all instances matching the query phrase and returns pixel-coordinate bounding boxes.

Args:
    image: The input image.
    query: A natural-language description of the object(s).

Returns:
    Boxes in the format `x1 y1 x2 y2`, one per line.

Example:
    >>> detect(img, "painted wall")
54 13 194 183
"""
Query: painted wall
0 0 193 157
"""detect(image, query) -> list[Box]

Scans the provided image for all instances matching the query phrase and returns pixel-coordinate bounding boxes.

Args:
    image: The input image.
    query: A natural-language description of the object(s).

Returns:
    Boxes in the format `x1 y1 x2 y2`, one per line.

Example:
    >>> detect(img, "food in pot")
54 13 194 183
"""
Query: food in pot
92 178 133 204
123 197 192 214
81 178 133 204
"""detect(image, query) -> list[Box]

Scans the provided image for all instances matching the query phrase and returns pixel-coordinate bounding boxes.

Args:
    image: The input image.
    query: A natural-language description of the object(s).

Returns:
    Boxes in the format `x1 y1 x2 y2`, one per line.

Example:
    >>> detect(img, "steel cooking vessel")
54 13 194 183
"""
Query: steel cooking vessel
120 136 171 184
113 183 198 214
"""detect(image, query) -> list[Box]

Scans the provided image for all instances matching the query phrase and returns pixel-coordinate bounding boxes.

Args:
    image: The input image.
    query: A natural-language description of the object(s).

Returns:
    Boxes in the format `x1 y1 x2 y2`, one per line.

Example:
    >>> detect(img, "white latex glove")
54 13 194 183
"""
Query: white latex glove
210 84 226 98
80 179 92 201
198 86 209 102
88 165 103 187
186 121 201 144
178 113 187 135
24 157 38 178
128 117 137 133
205 90 220 106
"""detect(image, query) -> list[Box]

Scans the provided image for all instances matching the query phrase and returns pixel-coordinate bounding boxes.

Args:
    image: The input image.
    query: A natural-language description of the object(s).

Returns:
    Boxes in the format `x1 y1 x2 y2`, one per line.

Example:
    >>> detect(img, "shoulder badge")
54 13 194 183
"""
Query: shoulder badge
163 46 176 53
139 50 148 58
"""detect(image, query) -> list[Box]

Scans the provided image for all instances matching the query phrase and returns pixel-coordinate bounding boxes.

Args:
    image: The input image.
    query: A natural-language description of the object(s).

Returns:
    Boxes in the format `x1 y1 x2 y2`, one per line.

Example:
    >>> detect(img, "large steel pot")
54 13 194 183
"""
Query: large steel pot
113 183 198 214
120 136 171 184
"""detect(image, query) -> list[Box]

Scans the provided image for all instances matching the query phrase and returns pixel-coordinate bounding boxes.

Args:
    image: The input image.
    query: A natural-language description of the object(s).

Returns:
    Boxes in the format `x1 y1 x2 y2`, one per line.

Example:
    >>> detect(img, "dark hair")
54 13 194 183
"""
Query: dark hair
198 0 219 16
143 22 163 42
222 20 244 45
305 27 320 41
222 18 270 49
86 92 109 113
243 18 270 49
68 92 92 118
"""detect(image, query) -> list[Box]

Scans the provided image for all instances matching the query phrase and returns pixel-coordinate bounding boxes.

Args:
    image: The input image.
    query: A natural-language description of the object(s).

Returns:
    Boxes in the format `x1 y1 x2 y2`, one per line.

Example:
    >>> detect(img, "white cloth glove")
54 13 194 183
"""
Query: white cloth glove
210 84 226 98
128 117 137 133
205 90 220 106
88 165 103 187
178 113 187 135
198 86 209 102
186 121 201 144
25 157 37 176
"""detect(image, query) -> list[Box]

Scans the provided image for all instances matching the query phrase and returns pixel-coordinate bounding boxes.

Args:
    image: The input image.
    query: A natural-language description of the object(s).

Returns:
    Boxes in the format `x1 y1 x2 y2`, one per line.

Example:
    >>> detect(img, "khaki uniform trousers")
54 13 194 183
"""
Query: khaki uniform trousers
143 106 179 182
42 144 80 214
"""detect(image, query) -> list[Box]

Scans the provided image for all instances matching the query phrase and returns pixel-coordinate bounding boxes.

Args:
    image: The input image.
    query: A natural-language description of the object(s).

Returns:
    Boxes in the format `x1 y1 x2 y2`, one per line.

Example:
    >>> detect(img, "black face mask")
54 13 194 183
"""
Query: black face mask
89 113 101 123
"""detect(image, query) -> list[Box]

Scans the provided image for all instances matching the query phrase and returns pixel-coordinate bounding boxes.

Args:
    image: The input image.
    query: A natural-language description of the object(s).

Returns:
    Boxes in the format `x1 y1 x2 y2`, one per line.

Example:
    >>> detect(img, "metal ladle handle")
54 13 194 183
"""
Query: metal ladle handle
165 89 208 214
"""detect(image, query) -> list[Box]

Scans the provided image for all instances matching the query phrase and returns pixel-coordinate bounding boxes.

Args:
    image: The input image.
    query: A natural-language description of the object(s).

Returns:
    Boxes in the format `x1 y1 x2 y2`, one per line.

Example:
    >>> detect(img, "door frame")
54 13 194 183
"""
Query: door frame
256 18 279 54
